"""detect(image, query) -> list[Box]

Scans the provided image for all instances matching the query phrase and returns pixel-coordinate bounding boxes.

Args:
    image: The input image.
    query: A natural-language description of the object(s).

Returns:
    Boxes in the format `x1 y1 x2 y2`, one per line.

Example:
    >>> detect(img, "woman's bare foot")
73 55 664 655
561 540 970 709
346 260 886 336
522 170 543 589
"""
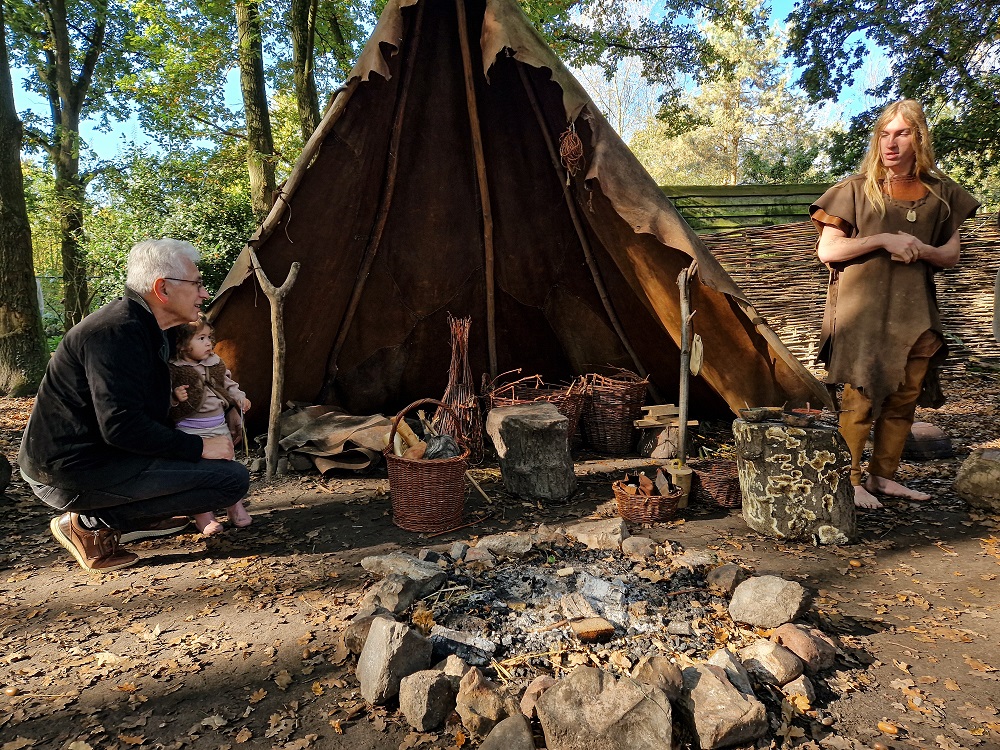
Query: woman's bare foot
194 512 224 536
227 502 252 528
865 476 931 501
853 484 884 509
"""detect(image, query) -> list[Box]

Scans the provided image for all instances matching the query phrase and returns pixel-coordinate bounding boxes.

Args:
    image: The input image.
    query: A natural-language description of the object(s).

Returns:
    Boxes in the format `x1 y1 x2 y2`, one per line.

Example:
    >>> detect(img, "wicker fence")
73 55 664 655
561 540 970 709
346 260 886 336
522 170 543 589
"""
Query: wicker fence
702 215 1000 375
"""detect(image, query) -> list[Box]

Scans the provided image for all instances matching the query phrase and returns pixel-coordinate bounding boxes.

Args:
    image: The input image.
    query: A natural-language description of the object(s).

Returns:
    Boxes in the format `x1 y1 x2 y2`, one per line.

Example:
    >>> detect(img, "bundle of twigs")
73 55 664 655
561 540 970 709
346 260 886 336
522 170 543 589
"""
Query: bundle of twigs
435 315 483 463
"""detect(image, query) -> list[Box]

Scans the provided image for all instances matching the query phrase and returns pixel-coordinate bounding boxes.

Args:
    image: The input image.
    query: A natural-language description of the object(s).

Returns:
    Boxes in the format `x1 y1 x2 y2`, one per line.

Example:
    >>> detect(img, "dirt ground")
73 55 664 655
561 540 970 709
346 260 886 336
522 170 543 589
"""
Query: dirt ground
2 372 1000 750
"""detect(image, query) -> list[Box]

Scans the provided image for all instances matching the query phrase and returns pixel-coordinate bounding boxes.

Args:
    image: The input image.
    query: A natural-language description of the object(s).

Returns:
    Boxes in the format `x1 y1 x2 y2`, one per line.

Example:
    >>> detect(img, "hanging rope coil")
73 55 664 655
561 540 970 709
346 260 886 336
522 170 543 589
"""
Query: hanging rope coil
559 123 584 180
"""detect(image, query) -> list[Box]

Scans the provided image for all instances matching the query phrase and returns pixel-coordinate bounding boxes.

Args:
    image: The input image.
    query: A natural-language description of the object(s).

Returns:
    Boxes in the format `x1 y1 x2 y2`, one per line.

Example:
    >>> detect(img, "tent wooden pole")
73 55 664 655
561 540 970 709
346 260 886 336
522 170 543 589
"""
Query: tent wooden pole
516 64 663 403
248 249 301 480
454 0 498 379
677 263 696 464
318 1 426 403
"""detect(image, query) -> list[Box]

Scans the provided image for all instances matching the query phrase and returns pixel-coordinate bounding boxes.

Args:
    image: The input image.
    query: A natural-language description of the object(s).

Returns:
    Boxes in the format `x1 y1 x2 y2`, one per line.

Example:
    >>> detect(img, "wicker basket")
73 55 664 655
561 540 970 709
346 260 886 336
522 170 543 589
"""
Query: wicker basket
486 374 587 438
581 371 648 454
384 399 469 533
690 458 742 508
613 481 681 523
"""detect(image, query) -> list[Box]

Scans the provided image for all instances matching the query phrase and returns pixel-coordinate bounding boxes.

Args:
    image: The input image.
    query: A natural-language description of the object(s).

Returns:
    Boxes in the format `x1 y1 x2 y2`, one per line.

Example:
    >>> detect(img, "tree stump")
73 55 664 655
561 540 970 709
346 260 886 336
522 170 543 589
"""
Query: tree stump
485 402 576 501
733 419 856 544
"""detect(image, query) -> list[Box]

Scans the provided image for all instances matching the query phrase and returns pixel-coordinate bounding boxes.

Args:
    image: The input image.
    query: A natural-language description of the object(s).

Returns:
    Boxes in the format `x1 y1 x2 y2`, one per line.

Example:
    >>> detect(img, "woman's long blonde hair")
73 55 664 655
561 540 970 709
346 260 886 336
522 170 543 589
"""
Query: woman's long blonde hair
860 99 948 217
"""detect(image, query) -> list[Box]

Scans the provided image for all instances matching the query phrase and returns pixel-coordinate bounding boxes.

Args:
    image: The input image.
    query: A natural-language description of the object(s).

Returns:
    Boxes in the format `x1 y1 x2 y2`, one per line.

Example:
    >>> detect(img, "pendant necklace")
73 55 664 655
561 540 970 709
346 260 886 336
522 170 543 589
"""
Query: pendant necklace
906 208 917 223
887 173 919 222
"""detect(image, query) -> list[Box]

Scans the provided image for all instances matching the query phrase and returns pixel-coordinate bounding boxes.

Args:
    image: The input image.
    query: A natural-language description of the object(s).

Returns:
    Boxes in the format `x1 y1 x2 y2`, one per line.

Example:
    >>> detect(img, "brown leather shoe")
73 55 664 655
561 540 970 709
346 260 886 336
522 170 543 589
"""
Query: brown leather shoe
119 516 190 544
50 513 138 573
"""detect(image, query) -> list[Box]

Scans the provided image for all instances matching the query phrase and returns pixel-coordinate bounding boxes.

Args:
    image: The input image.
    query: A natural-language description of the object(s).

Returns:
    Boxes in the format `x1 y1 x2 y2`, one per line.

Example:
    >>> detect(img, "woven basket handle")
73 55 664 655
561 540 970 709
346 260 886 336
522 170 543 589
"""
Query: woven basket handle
388 398 464 448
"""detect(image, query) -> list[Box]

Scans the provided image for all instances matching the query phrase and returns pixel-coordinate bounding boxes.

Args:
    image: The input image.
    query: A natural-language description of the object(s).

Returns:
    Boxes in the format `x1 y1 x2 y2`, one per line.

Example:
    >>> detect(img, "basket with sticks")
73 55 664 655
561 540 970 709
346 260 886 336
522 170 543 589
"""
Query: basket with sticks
613 480 682 523
385 399 469 533
435 315 483 463
581 370 648 454
690 458 742 508
484 371 588 438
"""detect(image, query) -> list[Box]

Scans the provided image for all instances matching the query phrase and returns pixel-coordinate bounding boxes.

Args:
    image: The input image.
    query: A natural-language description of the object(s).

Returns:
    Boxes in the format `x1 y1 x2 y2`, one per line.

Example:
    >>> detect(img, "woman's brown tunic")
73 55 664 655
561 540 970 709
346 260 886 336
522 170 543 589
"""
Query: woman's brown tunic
810 175 979 413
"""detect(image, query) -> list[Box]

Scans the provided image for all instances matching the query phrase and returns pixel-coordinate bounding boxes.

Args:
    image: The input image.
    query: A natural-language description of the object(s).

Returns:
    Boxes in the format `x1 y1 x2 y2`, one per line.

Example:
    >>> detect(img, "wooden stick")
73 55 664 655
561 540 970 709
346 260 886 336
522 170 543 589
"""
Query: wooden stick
454 0 497 378
425 513 492 538
248 249 300 480
516 64 662 403
465 471 492 503
677 263 696 465
318 1 426 402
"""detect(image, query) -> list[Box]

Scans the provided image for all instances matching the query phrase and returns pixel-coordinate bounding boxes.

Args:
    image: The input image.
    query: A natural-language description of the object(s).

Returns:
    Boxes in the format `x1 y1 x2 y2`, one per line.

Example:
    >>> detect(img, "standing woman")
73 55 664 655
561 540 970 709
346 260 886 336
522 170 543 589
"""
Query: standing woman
810 100 979 510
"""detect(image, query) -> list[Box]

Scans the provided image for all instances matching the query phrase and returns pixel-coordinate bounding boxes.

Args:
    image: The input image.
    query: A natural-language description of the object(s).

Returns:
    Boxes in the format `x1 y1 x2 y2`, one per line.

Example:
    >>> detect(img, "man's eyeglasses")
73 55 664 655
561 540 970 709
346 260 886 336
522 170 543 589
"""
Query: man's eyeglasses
164 277 208 292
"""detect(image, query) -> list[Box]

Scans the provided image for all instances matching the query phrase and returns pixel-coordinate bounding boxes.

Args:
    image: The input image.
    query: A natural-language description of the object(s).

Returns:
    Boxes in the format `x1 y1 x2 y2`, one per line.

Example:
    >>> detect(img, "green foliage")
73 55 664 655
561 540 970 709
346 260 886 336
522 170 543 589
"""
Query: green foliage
82 146 256 308
786 0 1000 208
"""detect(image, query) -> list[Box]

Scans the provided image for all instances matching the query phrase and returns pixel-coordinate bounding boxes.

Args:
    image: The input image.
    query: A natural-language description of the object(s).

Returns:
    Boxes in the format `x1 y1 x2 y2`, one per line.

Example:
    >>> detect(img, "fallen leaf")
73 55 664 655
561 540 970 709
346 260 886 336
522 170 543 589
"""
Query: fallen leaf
454 729 467 747
311 681 323 696
945 678 962 691
330 720 343 734
249 688 267 704
935 736 963 750
201 715 227 729
117 736 144 746
964 656 996 672
2 740 35 750
274 670 293 690
894 660 912 674
235 728 252 743
67 743 93 750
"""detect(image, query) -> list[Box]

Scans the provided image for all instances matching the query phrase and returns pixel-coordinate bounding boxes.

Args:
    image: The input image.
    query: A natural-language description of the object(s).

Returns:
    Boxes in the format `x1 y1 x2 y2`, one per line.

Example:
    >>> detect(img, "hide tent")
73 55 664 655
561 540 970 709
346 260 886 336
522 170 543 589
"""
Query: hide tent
208 0 832 431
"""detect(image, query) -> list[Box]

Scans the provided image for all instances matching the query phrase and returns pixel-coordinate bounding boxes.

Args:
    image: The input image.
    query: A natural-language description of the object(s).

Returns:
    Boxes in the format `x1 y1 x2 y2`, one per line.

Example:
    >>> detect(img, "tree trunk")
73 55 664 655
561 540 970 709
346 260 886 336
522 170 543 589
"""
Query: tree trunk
0 4 48 395
235 0 276 222
290 0 320 140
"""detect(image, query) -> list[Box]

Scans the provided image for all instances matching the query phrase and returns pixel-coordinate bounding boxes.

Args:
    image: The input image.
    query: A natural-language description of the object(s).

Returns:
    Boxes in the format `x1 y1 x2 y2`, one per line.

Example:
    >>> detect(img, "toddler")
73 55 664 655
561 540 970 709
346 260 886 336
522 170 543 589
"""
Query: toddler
170 315 252 535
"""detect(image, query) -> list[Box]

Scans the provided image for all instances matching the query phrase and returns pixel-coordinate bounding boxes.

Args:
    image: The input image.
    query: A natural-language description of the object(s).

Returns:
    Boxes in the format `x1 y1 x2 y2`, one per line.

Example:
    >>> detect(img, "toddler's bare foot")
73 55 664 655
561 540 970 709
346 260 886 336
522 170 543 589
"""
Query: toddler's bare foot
865 476 931 501
228 502 252 528
854 484 883 510
194 512 224 536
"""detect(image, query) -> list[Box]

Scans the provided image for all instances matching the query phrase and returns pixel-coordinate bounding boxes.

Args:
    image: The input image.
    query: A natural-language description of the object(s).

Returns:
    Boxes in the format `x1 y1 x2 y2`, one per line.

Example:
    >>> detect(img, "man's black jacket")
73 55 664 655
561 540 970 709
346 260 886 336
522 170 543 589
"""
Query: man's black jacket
19 288 203 491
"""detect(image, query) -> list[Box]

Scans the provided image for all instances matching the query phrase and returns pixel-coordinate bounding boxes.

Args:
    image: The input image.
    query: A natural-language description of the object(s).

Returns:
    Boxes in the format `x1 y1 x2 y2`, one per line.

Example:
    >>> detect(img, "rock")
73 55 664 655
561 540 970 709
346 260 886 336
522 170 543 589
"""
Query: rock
475 533 534 558
576 572 627 625
429 625 497 667
534 523 569 544
358 573 421 615
954 448 1000 513
679 664 768 750
480 714 535 750
637 425 681 459
903 421 953 460
536 666 672 750
357 619 432 705
486 402 576 500
463 547 496 567
707 648 755 697
434 654 472 690
565 518 629 550
666 619 693 636
399 670 456 731
671 548 718 570
455 667 519 737
738 639 803 686
772 624 838 673
449 541 469 561
729 575 808 628
630 656 683 701
621 536 656 558
706 563 748 596
780 674 816 703
361 553 447 597
569 617 616 643
520 675 558 719
733 419 857 544
343 610 393 655
417 549 441 563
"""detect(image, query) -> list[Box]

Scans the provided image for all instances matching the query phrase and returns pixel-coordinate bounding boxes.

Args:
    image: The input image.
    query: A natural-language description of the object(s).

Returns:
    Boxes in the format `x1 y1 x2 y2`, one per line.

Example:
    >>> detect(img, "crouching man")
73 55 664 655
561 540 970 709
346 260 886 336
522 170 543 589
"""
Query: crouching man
19 239 249 572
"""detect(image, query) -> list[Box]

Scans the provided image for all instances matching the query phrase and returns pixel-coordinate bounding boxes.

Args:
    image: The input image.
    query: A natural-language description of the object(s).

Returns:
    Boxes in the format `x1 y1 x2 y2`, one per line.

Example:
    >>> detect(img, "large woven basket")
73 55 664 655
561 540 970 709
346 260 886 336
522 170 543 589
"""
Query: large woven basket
486 374 587 438
581 371 648 454
690 458 742 508
613 481 681 523
384 399 469 533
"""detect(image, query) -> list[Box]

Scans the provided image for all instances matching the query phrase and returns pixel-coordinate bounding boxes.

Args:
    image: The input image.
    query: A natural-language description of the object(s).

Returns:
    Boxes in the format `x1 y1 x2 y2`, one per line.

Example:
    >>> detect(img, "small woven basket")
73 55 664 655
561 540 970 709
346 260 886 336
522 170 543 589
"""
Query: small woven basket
486 374 587 438
384 399 469 533
690 458 742 508
613 481 681 523
581 371 648 454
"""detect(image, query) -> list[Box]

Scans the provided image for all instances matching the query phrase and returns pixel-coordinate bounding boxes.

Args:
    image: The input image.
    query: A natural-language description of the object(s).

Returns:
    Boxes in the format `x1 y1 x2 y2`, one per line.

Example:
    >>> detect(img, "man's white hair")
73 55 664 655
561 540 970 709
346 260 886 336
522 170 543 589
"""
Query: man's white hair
126 239 201 294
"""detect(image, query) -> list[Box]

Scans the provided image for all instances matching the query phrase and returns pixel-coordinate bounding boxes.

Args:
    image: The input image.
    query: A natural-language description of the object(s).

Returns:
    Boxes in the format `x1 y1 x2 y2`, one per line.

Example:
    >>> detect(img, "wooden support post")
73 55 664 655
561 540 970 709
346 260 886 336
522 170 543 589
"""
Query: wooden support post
516 64 663 403
454 0 498 379
677 263 696 464
249 249 301 480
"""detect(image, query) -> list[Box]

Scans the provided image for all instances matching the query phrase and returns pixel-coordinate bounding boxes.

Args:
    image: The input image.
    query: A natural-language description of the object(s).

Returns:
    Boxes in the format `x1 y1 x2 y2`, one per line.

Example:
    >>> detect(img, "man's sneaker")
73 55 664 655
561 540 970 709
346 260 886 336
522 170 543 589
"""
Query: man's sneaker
50 513 138 573
120 516 191 544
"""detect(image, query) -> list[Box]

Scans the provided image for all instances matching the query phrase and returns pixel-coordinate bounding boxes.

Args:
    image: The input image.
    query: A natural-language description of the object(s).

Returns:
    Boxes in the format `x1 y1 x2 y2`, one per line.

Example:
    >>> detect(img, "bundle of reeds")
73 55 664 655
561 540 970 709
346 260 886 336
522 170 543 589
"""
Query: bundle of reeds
435 315 483 463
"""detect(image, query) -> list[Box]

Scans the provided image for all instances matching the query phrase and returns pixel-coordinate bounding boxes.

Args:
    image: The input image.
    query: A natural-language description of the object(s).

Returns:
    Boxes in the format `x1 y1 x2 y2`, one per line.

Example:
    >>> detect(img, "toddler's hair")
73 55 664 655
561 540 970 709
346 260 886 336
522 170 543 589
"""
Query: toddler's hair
174 314 214 359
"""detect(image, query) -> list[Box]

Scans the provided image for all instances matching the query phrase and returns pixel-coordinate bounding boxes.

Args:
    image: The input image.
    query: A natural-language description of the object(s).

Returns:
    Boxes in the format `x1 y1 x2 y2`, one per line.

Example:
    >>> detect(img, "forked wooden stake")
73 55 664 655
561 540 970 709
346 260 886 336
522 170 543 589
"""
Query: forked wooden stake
248 248 300 480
